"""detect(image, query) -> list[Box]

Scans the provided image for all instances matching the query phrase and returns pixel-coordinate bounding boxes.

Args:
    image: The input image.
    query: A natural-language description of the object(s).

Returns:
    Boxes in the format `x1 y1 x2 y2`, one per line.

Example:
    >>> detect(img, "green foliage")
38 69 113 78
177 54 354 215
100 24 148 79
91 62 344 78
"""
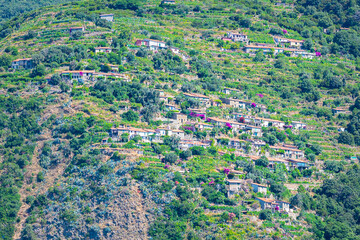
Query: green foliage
255 156 269 167
164 152 178 164
259 209 272 220
121 110 139 122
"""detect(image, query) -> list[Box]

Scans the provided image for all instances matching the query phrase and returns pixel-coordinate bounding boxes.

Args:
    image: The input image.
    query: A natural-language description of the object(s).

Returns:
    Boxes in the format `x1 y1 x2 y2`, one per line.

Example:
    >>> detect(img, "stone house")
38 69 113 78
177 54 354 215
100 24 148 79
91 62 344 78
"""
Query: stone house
255 197 290 212
11 58 34 70
226 179 245 198
251 183 267 194
184 93 211 107
100 13 114 22
171 112 188 124
227 32 249 44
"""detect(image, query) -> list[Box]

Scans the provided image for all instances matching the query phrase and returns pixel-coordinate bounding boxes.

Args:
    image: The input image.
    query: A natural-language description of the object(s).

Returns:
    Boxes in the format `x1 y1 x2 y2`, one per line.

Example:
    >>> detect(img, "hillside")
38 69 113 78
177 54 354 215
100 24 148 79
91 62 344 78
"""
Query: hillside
0 0 79 23
0 0 360 239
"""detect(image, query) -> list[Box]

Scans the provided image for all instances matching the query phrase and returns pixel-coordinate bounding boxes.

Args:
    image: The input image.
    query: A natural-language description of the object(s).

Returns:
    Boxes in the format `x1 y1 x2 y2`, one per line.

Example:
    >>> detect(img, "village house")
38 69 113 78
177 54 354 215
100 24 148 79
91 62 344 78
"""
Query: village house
251 183 267 194
95 47 112 53
155 128 168 136
229 169 244 179
269 157 290 170
99 13 114 22
11 58 33 70
172 129 185 139
69 26 85 34
220 98 247 109
287 158 309 170
332 107 351 115
165 104 181 111
257 104 268 113
291 121 307 129
60 70 95 82
227 32 249 44
244 45 315 59
196 122 214 130
273 36 304 48
255 197 290 212
226 179 245 198
244 125 262 137
244 45 285 55
222 87 240 95
170 47 180 54
225 138 247 149
207 117 245 132
179 140 210 150
110 127 157 141
135 39 167 51
254 117 285 129
161 0 176 4
270 145 305 159
249 155 290 170
94 72 129 81
246 139 266 151
171 112 188 124
184 93 211 107
155 128 185 139
106 64 120 73
159 94 173 103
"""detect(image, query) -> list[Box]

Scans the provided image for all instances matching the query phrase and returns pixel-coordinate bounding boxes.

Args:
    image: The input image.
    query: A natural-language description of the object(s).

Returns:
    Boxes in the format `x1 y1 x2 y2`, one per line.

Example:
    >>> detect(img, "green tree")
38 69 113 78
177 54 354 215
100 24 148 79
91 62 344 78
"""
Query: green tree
121 110 139 122
253 50 265 62
255 156 269 167
338 132 354 145
31 64 46 77
0 54 11 67
164 152 178 164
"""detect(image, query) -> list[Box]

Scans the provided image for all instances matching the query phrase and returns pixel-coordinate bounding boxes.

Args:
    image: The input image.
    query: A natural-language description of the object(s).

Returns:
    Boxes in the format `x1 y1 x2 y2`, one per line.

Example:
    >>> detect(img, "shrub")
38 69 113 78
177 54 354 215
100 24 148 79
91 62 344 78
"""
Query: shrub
164 152 178 164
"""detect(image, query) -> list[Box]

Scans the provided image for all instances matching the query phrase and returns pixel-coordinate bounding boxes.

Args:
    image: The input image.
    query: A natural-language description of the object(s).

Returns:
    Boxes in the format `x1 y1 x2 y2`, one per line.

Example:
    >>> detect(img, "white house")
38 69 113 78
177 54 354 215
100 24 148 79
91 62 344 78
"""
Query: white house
254 117 285 129
60 70 95 82
100 13 114 22
227 32 249 44
255 197 290 213
161 0 176 4
270 145 305 159
170 47 180 54
135 39 167 51
95 47 112 53
273 36 304 48
165 104 181 111
69 27 85 34
179 141 210 150
110 127 157 141
251 183 267 194
291 121 307 130
184 93 211 107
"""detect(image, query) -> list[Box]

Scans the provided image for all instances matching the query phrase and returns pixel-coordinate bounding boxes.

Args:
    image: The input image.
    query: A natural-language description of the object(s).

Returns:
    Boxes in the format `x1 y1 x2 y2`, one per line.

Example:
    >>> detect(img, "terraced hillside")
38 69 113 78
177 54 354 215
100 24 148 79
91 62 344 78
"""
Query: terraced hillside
0 0 360 239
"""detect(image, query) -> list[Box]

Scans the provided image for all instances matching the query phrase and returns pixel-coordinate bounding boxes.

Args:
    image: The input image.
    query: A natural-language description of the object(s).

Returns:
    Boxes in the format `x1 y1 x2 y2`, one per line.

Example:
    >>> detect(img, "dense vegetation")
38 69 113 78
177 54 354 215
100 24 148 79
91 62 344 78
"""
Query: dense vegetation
0 0 359 239
0 0 78 22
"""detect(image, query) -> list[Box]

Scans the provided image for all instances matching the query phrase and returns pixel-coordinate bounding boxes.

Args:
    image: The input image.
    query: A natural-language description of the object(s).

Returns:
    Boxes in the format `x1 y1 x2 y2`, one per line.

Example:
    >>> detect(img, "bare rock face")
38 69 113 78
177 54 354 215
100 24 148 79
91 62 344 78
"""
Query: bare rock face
30 159 156 239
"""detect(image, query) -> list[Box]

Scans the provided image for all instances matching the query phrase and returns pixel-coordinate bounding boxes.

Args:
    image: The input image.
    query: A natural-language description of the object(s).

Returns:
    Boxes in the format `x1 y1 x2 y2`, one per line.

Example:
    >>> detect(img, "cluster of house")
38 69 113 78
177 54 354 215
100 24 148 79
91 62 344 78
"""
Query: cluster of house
135 39 180 54
221 31 316 59
244 45 316 59
59 70 129 82
226 178 290 212
222 32 249 44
